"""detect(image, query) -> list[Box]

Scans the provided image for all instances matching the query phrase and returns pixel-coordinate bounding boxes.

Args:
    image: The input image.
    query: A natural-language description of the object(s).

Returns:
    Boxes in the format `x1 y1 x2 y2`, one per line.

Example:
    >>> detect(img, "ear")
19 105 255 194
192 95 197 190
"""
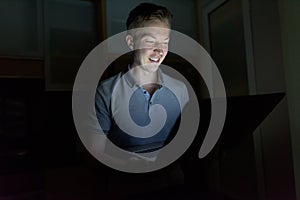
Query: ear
125 34 134 50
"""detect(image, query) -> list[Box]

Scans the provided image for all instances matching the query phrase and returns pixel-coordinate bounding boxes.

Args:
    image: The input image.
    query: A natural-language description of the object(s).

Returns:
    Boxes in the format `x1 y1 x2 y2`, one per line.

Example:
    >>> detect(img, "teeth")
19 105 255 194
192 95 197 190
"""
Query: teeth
149 57 159 62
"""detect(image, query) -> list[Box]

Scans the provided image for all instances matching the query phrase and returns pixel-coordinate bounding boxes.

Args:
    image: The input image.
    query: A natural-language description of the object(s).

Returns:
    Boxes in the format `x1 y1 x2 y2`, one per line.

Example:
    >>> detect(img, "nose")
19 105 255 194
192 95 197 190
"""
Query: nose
154 47 164 55
153 43 166 54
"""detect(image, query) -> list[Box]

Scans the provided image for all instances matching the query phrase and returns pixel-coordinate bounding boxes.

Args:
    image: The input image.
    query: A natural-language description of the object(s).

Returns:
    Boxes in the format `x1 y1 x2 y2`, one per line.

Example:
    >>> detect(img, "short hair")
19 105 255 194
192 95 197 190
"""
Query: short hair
126 3 173 30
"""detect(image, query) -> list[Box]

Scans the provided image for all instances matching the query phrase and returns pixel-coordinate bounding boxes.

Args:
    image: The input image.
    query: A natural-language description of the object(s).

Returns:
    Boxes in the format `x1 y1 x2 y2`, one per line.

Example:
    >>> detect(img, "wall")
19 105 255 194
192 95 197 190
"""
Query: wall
278 0 300 199
250 0 297 199
198 0 298 199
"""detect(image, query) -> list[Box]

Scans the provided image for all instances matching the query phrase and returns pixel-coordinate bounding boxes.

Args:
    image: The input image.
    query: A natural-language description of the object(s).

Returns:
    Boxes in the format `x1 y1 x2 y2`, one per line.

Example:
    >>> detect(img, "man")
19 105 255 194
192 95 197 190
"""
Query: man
95 3 189 154
93 3 191 198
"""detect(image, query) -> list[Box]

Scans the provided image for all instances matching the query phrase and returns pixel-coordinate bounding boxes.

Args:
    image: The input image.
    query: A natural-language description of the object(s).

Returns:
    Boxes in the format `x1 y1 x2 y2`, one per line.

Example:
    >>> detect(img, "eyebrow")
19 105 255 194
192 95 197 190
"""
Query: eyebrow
141 34 169 41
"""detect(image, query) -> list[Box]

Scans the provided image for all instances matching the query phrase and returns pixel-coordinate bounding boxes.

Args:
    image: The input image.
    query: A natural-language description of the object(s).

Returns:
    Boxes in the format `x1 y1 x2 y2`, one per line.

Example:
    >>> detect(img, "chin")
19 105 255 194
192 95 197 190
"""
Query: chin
147 63 160 72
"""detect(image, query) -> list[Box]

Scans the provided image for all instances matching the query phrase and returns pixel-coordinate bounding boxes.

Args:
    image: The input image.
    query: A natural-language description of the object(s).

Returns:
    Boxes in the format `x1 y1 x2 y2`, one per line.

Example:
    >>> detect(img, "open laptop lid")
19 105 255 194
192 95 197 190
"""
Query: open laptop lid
193 92 285 154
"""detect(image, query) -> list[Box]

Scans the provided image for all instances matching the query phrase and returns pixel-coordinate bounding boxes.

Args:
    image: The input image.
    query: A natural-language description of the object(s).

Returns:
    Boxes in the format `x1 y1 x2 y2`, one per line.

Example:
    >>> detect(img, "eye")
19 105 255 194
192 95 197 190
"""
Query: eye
146 40 154 44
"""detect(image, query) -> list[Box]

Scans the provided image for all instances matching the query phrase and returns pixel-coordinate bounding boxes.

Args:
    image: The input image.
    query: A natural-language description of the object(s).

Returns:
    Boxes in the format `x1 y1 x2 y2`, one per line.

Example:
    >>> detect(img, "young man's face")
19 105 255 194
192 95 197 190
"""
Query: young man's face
126 20 170 73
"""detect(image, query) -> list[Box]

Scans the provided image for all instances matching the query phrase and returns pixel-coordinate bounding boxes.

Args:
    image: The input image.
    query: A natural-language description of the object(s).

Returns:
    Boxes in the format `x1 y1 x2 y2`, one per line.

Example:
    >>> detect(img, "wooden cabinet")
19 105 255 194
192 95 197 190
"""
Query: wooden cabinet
0 0 43 58
44 0 99 90
0 0 100 90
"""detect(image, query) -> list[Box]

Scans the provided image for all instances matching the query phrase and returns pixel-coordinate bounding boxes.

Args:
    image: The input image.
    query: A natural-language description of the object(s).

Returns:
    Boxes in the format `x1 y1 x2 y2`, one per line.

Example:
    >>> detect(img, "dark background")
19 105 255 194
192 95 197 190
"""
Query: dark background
0 0 299 200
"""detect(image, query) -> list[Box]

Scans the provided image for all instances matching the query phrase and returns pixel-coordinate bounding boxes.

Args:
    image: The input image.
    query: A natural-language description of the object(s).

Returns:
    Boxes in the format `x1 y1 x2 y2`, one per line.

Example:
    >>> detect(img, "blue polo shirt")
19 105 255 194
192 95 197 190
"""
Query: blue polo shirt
95 67 189 152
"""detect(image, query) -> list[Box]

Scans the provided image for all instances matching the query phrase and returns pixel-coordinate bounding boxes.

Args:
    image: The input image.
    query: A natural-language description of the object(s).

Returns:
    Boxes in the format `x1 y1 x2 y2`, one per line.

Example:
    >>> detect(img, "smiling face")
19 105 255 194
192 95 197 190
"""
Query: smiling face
126 20 170 74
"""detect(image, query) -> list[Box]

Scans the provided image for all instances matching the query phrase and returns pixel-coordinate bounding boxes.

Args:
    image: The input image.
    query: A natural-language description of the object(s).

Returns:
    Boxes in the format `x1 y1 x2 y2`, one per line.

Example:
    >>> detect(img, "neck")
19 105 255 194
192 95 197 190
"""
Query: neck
130 63 158 86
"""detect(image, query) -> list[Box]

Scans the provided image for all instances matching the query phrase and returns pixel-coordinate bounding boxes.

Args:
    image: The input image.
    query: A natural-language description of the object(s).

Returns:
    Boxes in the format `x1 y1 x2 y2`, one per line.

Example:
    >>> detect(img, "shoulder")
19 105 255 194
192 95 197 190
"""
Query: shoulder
96 72 122 95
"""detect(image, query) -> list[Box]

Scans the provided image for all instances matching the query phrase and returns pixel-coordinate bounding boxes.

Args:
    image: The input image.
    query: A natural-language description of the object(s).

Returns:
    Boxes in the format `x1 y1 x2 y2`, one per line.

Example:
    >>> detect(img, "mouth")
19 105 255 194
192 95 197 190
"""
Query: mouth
149 57 160 63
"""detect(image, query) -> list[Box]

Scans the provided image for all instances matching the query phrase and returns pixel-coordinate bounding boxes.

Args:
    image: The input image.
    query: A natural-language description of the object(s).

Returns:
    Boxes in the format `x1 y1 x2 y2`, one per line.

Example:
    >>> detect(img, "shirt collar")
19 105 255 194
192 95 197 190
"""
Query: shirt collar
123 64 164 88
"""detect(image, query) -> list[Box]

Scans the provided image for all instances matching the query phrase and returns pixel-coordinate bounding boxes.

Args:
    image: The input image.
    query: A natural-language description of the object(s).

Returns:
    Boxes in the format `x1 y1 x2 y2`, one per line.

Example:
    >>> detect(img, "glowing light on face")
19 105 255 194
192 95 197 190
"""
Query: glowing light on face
129 21 170 73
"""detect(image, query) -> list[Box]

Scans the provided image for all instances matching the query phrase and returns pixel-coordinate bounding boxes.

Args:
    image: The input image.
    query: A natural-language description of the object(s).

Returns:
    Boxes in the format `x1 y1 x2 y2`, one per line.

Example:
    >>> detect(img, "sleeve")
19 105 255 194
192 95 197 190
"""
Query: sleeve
95 83 112 134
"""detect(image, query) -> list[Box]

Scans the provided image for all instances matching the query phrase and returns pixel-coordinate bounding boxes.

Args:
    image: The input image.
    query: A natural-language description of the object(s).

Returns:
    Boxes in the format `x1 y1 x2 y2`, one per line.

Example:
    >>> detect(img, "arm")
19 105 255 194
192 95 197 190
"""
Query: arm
95 82 112 134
